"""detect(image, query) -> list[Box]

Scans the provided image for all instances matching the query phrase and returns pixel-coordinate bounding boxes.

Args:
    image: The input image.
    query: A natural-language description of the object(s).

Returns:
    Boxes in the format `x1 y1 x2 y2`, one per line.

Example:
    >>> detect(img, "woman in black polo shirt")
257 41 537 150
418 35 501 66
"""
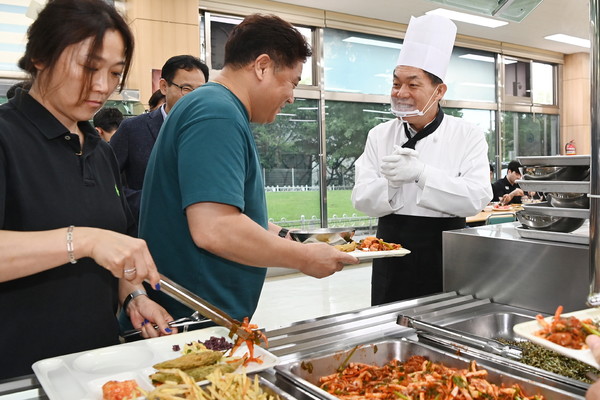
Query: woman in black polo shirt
0 0 175 379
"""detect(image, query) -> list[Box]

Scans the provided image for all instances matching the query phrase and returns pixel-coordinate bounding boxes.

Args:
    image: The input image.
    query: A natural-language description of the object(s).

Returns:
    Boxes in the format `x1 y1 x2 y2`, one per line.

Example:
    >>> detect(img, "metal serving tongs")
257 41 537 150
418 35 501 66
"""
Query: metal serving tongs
156 274 257 342
122 311 208 338
397 315 522 361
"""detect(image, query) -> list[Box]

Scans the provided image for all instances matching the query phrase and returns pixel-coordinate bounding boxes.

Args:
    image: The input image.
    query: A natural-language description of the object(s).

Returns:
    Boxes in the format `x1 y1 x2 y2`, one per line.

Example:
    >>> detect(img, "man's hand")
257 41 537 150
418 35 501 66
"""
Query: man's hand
380 147 425 188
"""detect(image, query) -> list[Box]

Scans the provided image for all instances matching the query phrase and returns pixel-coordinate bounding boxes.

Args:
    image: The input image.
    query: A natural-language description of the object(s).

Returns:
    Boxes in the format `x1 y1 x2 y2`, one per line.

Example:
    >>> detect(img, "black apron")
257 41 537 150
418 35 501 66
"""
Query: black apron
371 214 465 306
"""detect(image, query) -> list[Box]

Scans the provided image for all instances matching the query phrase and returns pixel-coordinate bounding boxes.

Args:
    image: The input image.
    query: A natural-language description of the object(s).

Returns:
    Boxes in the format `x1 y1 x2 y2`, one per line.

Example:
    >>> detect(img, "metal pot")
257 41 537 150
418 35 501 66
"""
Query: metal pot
545 192 590 209
289 228 355 245
516 210 585 233
523 166 590 181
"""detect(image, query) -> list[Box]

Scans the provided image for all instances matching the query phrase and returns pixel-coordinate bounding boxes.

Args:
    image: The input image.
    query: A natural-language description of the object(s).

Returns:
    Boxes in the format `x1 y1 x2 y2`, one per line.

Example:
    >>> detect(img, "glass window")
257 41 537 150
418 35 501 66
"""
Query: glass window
446 108 496 162
501 112 559 160
532 61 555 105
445 47 496 102
252 98 321 228
0 2 28 76
504 59 531 99
325 100 392 229
323 28 400 95
207 14 314 85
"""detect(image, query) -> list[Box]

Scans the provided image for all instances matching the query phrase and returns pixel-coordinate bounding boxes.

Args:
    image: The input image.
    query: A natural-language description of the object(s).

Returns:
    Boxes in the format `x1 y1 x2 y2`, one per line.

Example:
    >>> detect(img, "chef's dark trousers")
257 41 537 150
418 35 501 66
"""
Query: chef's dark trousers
371 214 465 306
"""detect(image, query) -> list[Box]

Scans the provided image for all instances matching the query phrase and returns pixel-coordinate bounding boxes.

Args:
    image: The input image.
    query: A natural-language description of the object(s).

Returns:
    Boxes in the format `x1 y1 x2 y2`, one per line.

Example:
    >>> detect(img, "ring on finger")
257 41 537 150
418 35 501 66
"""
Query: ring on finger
124 267 137 275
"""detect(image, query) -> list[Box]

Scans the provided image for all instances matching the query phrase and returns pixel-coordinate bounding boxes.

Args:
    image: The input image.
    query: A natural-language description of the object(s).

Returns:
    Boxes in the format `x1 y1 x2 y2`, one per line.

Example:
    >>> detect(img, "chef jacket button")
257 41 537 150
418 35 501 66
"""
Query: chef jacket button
65 135 71 140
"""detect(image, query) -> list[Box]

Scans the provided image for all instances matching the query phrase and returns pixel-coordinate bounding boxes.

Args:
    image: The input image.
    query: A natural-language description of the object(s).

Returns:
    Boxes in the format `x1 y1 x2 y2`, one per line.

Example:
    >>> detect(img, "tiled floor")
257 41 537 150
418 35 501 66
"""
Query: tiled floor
251 264 372 331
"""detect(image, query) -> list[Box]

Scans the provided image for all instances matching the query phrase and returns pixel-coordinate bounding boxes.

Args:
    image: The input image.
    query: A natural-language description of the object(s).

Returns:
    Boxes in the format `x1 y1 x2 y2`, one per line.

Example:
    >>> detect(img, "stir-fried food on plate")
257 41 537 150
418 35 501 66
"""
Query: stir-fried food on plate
150 349 243 385
319 355 544 400
153 350 224 370
534 305 600 349
335 237 402 252
144 369 280 400
101 379 142 400
150 320 268 384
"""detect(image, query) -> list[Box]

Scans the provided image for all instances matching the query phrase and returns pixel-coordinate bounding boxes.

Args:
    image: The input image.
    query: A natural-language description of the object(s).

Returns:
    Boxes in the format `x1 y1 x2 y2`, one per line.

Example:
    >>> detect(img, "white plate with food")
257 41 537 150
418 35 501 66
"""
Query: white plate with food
513 307 600 369
32 326 278 400
347 248 411 262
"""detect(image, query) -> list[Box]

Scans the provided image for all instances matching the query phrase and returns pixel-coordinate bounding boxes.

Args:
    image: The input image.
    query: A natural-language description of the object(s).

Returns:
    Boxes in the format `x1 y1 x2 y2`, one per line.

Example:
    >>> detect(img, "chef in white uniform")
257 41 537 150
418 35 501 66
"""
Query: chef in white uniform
351 14 492 305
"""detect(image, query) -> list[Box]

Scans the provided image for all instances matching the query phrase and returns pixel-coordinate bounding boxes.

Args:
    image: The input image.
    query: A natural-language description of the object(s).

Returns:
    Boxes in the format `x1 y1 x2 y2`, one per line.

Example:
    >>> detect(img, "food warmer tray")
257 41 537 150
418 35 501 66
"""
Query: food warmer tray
515 225 588 245
522 202 589 219
518 155 590 166
275 338 584 400
516 180 590 193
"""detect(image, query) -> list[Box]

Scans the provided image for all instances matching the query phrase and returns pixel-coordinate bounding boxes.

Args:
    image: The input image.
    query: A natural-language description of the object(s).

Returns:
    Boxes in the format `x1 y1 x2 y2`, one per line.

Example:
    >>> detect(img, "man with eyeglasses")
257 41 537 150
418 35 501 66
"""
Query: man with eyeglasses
111 55 209 222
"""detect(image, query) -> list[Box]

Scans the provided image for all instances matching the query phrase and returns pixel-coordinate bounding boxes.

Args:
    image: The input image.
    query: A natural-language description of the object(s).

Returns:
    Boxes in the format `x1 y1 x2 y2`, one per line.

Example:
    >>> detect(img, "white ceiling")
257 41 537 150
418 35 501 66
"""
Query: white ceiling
270 0 591 55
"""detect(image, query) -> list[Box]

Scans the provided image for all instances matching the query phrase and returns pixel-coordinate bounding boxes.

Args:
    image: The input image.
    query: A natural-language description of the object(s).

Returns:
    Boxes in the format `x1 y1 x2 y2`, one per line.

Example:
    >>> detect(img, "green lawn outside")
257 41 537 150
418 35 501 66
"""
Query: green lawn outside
266 190 366 223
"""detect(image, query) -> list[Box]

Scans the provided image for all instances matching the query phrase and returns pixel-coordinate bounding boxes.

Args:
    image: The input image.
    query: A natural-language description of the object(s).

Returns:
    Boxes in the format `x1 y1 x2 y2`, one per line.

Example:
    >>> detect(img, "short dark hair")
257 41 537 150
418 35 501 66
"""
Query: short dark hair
19 0 134 100
93 107 123 132
161 55 209 83
224 14 312 70
424 70 443 86
6 80 32 99
148 89 165 110
507 160 523 174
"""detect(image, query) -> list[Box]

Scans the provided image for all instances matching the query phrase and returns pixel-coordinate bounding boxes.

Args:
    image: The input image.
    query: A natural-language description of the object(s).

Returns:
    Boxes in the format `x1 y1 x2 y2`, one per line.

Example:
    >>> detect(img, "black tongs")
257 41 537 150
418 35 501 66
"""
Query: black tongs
157 274 256 341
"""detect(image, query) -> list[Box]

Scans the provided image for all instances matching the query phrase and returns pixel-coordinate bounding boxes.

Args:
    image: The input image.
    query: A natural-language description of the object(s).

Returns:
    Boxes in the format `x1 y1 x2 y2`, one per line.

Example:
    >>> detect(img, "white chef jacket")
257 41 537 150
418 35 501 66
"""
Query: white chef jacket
352 115 493 218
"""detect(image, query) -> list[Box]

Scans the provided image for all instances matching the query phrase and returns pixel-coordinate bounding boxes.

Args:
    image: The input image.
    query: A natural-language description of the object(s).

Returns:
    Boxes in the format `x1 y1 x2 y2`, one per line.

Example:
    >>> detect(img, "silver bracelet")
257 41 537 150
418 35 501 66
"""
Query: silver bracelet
123 289 147 311
66 225 77 264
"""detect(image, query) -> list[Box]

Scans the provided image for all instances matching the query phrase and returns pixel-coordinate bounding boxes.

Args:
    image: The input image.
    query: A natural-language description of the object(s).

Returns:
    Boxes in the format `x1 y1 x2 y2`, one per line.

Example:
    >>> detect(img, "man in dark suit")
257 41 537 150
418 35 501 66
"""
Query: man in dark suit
110 55 209 222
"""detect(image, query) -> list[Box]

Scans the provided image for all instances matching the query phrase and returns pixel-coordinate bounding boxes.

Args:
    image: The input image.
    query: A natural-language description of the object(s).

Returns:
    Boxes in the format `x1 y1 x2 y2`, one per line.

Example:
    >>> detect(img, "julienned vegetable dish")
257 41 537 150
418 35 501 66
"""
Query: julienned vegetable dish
319 355 544 400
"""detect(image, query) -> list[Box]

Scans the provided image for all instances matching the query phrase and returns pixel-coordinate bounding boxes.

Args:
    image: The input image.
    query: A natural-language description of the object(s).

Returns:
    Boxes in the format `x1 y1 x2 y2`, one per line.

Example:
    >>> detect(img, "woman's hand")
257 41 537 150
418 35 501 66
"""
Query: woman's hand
126 294 177 338
77 227 161 288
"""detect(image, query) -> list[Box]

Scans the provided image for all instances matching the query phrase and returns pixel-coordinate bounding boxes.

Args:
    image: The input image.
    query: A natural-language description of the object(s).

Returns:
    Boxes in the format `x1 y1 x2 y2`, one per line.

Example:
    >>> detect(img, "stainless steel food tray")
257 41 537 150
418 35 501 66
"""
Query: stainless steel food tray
515 225 588 245
516 180 590 193
522 202 589 219
518 155 590 166
275 339 583 400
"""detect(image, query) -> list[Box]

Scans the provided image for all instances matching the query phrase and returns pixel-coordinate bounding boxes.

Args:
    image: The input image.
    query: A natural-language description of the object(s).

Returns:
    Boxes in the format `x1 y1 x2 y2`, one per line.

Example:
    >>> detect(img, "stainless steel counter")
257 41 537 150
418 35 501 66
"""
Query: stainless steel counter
0 291 588 399
1 223 591 399
443 222 589 314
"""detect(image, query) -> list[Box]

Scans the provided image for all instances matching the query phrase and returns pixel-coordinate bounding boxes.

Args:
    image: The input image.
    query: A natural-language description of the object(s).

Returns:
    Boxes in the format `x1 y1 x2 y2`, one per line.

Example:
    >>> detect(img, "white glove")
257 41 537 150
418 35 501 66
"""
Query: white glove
380 147 426 188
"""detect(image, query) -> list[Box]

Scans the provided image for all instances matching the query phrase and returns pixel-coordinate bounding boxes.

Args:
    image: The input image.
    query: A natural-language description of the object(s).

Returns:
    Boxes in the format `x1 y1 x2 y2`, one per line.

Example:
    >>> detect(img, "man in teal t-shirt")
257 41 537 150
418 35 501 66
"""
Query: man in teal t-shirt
138 14 358 325
139 82 267 321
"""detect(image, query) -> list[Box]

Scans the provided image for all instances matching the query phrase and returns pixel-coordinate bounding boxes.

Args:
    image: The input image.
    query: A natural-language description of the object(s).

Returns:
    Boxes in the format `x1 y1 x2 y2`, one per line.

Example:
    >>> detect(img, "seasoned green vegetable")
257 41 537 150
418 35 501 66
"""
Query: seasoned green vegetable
498 338 600 383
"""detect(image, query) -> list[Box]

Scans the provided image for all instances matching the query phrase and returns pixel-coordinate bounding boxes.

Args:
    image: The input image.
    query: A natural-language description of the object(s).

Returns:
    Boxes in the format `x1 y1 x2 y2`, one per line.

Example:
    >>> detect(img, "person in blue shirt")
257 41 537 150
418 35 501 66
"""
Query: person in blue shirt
139 14 358 324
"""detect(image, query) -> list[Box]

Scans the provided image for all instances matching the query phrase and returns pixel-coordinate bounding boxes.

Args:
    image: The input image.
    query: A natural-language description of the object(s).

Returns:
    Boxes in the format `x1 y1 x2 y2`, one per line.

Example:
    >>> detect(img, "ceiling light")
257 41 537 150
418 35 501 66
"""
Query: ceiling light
426 0 542 22
544 34 590 48
342 37 402 49
459 54 495 63
426 8 508 28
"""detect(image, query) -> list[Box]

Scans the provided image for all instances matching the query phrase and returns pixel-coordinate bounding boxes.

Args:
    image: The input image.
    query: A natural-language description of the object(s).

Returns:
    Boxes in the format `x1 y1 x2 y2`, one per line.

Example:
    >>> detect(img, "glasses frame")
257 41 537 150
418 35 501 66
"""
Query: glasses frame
168 81 195 95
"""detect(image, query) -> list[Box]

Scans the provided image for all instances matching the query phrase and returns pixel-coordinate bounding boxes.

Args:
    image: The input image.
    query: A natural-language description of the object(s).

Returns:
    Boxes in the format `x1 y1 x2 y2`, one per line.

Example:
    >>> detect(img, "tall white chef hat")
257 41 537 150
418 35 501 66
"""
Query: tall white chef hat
396 14 457 81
